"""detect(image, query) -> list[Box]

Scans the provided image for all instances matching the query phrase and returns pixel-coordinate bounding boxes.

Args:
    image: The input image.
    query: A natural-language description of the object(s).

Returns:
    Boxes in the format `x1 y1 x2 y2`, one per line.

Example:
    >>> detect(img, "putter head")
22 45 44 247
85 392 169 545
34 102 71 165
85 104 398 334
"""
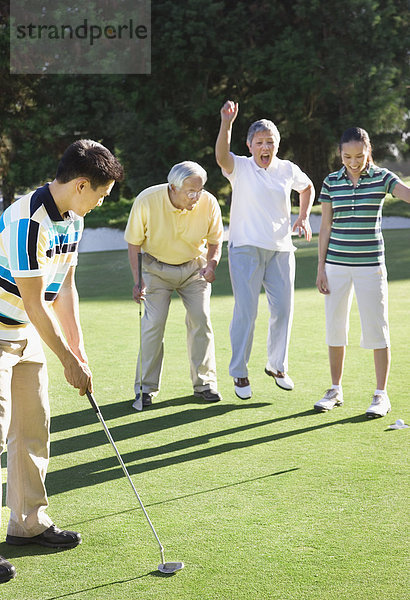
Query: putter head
132 396 143 412
158 562 184 574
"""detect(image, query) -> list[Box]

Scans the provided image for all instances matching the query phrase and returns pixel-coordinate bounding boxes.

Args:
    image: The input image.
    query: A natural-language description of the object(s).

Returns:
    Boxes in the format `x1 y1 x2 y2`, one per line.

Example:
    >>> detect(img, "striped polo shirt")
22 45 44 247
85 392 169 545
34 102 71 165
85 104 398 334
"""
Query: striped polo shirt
319 165 400 266
0 184 83 340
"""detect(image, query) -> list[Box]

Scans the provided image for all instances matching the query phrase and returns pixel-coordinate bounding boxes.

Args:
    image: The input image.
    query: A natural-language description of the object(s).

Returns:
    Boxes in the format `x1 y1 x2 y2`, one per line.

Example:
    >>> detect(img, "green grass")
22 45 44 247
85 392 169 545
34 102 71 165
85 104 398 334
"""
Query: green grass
1 230 409 599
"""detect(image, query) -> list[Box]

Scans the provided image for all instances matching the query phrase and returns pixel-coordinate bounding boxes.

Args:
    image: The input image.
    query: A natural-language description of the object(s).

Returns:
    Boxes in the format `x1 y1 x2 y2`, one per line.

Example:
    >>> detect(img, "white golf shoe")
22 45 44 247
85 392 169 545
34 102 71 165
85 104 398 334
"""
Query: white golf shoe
366 393 391 419
233 377 252 399
314 388 344 412
264 365 294 390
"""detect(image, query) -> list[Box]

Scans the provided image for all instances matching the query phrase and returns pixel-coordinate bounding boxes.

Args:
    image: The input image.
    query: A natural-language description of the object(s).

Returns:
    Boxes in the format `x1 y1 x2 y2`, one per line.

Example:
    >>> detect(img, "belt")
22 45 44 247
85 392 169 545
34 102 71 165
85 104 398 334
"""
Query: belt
144 253 196 267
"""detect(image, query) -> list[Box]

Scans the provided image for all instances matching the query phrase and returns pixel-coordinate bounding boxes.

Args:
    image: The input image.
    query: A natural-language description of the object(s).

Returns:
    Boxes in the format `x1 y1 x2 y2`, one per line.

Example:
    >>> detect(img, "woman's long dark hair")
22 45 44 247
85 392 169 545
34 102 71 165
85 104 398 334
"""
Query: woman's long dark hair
339 127 373 164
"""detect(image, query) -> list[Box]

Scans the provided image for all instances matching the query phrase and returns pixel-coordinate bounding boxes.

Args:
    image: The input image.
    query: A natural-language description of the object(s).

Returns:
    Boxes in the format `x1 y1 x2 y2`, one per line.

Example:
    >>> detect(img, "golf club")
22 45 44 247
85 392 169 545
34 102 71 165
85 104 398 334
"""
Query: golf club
132 252 143 411
86 389 184 574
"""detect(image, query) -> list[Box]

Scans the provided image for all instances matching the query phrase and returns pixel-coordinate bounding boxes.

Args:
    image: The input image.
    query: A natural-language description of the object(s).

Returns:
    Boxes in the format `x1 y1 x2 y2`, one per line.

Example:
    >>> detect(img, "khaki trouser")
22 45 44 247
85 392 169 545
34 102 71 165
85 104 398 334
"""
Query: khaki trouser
0 332 53 537
135 253 217 395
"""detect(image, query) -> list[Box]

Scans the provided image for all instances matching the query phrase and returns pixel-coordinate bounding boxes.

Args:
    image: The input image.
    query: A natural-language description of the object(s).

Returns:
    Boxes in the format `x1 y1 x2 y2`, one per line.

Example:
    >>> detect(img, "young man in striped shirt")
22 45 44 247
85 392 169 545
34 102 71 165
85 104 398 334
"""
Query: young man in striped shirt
315 127 410 418
0 140 123 584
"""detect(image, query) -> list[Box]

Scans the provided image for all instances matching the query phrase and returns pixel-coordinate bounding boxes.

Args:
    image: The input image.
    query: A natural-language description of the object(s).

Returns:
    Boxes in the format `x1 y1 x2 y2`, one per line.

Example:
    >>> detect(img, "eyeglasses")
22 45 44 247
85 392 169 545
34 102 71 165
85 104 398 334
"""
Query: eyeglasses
175 186 203 199
185 190 203 199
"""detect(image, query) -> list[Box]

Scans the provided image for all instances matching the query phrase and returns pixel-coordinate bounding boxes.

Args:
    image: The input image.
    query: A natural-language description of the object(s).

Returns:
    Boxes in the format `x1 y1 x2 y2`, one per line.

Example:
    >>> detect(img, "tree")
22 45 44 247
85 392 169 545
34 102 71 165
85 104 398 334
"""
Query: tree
1 0 408 212
0 1 44 207
118 0 409 200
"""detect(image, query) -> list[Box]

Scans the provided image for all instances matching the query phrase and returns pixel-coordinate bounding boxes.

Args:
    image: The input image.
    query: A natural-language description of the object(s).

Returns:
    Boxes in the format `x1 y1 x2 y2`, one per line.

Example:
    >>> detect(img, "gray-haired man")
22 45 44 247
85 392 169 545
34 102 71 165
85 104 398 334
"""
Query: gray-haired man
125 161 223 409
216 101 315 400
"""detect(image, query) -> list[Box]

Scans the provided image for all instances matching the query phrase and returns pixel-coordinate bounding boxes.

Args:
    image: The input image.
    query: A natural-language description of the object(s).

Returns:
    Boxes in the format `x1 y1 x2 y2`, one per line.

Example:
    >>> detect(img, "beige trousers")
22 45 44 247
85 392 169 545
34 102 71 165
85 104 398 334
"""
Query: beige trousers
0 332 53 537
135 253 217 394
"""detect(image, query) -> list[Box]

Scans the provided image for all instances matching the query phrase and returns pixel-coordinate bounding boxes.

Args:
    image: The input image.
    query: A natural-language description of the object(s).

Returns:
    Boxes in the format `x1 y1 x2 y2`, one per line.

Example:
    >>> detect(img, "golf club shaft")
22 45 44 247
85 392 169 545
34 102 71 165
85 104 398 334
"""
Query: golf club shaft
138 252 143 399
86 390 165 564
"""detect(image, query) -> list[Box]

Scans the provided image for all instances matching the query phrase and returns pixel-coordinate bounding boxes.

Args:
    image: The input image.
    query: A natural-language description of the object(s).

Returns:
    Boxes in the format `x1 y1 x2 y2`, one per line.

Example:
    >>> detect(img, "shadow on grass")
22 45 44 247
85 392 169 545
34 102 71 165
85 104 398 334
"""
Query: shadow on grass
20 410 369 498
0 541 76 559
49 395 235 434
39 574 150 600
150 570 181 578
0 472 299 596
0 546 155 598
36 574 153 600
67 467 300 528
47 400 271 455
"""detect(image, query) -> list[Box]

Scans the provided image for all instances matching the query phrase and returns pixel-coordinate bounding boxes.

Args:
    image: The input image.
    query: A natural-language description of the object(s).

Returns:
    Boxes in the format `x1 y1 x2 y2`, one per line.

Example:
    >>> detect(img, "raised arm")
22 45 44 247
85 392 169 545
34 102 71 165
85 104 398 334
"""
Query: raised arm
215 100 239 175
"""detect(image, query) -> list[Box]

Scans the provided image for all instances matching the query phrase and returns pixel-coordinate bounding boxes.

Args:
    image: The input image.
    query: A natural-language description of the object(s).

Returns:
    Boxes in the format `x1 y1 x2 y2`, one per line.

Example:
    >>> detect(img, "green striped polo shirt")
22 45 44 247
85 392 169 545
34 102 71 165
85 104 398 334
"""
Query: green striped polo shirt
319 165 400 266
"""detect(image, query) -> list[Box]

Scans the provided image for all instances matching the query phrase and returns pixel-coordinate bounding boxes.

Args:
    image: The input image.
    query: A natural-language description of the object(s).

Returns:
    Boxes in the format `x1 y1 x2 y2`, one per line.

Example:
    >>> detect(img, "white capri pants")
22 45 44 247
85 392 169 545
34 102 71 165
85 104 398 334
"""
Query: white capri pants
324 263 390 349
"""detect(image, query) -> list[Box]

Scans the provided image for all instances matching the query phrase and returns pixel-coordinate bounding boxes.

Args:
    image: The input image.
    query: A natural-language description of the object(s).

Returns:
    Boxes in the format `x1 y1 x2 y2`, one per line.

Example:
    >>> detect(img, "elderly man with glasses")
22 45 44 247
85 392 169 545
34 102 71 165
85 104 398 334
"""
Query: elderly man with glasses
125 161 224 410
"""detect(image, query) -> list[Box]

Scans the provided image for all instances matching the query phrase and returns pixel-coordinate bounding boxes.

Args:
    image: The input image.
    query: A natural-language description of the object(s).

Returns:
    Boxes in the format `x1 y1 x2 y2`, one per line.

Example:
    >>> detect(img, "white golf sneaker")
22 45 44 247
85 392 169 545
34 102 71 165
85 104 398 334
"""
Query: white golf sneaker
366 393 391 419
314 388 344 412
233 377 252 399
264 365 294 390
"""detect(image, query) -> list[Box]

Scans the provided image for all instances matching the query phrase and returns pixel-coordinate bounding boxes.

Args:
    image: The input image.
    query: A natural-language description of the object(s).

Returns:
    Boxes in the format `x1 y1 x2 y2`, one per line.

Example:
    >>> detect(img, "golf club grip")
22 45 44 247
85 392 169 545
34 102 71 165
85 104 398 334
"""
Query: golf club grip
138 252 142 291
86 389 99 413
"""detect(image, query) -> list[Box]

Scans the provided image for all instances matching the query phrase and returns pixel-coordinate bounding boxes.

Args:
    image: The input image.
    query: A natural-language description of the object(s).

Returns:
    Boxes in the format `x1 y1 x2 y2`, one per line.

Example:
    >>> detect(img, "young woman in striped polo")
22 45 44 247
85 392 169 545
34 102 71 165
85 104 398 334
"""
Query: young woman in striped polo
315 127 410 418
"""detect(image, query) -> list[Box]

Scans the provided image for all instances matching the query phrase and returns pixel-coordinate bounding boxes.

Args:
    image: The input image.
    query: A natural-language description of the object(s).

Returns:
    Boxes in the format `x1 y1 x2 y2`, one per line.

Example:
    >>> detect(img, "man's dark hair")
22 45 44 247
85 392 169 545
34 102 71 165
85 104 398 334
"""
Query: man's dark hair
56 139 124 189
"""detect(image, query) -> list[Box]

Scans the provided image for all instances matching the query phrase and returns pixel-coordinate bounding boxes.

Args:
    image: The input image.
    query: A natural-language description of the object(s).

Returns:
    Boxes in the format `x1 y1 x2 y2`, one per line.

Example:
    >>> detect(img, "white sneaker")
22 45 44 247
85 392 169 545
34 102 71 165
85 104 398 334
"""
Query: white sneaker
366 394 391 419
265 365 294 391
314 388 344 412
233 377 252 399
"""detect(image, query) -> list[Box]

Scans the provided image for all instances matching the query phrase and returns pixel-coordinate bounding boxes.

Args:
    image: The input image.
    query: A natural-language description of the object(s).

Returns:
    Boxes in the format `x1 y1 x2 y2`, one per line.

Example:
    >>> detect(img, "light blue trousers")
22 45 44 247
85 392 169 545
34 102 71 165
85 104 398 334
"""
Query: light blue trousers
228 245 295 378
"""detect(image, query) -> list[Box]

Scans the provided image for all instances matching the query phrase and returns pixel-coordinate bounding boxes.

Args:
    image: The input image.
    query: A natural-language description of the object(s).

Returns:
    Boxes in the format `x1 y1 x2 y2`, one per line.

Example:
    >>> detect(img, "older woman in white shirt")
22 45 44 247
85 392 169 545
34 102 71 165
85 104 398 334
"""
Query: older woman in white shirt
216 101 315 400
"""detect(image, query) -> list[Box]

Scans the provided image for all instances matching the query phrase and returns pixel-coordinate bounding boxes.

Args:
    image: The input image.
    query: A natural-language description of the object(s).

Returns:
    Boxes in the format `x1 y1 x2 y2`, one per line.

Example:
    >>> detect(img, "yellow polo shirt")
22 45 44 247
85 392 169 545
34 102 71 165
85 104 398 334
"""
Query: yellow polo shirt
124 184 223 264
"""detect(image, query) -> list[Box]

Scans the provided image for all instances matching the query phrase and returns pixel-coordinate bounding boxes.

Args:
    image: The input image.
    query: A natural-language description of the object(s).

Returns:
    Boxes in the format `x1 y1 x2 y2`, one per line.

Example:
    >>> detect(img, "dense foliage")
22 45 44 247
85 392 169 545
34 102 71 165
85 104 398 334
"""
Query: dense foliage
1 0 409 212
